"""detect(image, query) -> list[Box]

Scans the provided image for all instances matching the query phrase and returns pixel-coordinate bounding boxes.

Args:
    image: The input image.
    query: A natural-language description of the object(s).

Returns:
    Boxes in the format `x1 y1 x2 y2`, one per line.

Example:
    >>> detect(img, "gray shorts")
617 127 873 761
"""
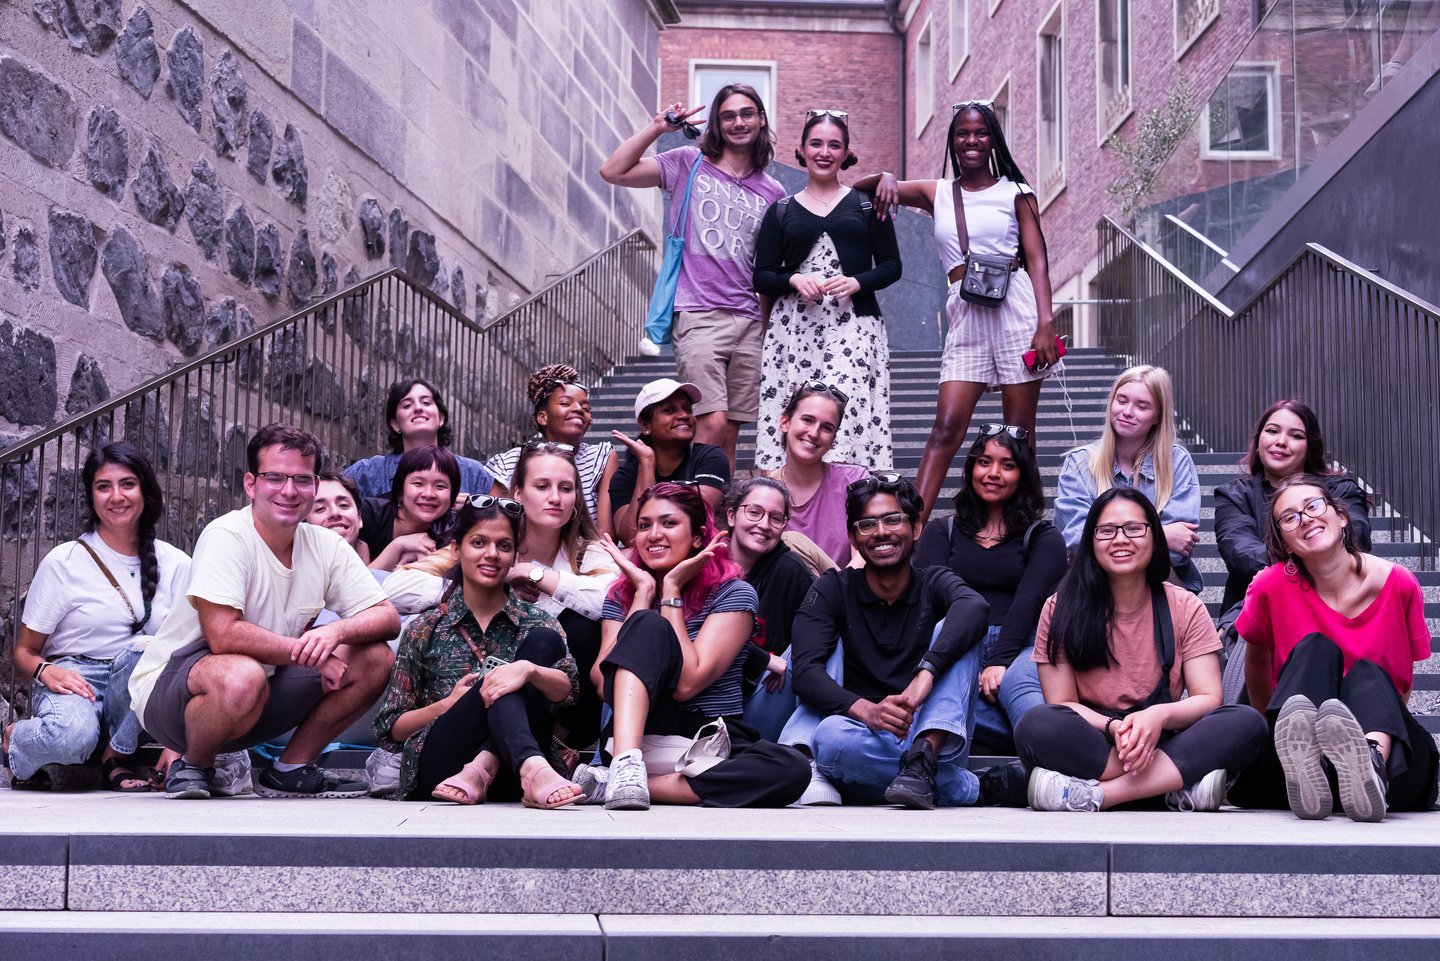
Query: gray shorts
145 639 326 755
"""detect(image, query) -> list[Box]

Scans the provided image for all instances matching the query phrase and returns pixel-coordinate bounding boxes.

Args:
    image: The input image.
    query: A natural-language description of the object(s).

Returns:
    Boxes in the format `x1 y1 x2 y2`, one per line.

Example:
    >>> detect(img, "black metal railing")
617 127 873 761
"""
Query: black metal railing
0 228 655 719
1096 217 1439 559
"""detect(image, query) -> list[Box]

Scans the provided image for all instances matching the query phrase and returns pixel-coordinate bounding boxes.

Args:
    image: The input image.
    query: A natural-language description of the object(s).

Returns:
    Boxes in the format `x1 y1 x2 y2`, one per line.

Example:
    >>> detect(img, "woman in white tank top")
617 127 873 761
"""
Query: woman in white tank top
853 103 1060 525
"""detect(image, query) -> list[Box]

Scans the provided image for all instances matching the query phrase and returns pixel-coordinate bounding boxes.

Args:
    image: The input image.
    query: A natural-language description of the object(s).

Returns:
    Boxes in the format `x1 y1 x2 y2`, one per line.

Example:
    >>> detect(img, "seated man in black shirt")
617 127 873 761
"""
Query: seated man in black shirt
780 474 989 808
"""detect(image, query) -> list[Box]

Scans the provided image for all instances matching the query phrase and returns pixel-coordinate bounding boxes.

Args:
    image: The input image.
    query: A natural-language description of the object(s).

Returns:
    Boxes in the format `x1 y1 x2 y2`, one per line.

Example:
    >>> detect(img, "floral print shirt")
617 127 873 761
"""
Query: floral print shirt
373 586 575 797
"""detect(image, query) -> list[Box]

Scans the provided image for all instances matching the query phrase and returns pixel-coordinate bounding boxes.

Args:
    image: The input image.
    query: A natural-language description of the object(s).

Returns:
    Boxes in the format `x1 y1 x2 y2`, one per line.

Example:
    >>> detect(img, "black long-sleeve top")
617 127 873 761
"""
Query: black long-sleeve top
752 190 902 318
790 564 989 718
914 518 1067 670
1213 471 1371 613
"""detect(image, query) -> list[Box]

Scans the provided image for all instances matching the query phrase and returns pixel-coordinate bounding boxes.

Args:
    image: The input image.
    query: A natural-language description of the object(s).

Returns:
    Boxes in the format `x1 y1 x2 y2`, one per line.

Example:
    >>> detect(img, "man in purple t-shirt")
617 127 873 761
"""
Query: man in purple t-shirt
601 83 786 468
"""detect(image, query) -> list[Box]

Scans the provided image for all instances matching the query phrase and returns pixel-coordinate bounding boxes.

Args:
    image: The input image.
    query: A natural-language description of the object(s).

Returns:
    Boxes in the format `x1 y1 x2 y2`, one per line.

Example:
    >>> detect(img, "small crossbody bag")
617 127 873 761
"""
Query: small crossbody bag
951 179 1019 308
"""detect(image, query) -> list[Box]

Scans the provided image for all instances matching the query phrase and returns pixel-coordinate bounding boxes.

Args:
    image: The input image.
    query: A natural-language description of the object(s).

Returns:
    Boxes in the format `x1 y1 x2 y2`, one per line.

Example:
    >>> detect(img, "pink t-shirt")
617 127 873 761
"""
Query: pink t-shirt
1235 562 1431 696
786 462 871 568
655 146 786 321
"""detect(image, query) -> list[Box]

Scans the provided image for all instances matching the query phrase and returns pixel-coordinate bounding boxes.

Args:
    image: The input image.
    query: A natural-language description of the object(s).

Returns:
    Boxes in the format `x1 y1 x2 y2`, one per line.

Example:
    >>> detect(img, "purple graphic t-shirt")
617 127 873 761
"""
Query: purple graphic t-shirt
655 146 786 321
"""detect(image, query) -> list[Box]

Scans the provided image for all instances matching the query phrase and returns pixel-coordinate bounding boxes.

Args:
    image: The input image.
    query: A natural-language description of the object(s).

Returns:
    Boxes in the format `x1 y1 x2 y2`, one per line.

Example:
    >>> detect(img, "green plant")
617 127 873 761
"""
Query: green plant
1106 75 1198 221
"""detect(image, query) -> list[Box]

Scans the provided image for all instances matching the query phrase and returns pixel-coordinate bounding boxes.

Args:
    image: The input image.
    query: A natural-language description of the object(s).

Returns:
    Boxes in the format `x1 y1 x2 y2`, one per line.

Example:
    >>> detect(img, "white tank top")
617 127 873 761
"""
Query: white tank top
933 176 1032 271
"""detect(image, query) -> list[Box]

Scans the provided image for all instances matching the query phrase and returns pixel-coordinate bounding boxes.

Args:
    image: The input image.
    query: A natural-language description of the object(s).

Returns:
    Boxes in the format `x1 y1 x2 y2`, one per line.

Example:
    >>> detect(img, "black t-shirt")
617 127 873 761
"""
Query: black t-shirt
607 441 731 508
359 496 454 559
747 542 816 655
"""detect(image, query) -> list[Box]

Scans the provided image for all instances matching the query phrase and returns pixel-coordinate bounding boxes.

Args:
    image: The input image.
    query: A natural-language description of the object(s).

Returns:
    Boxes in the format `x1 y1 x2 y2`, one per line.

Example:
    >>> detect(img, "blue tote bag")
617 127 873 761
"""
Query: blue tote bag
642 156 703 350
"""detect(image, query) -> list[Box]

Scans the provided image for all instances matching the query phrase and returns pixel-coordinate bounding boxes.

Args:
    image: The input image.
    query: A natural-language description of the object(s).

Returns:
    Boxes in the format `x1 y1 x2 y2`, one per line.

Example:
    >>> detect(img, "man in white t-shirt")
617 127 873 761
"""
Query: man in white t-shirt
130 425 400 799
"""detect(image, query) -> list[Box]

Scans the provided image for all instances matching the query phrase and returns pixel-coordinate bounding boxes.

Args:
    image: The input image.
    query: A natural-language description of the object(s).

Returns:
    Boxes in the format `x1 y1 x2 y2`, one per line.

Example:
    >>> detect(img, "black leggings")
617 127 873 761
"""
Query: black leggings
554 609 604 750
600 609 810 808
1015 703 1269 788
1228 632 1439 812
409 627 565 801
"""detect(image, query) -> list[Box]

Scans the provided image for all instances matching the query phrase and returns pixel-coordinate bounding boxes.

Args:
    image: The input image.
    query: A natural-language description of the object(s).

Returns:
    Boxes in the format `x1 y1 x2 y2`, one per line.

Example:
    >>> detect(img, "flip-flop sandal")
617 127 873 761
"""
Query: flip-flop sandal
521 767 583 810
431 775 488 805
9 768 53 791
102 757 152 793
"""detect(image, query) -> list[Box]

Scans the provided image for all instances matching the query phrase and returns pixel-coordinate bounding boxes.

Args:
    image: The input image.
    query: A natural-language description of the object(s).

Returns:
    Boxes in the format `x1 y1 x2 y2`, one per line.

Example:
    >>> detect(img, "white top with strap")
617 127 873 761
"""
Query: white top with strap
933 176 1032 271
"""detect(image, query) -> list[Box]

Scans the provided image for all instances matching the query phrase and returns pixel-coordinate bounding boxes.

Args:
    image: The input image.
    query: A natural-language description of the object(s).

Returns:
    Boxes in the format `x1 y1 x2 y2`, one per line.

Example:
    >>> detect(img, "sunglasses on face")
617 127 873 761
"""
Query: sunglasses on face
1277 496 1330 532
979 423 1029 441
806 108 849 121
471 495 523 517
536 379 589 407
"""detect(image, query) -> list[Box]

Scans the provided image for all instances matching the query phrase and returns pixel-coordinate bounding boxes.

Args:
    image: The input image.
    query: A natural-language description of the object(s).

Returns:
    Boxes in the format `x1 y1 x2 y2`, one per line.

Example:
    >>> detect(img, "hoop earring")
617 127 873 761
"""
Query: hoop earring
1284 556 1299 577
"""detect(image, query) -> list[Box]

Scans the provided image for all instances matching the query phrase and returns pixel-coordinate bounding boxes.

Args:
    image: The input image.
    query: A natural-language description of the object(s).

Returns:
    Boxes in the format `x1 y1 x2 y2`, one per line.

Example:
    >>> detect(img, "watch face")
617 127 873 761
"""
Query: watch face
529 565 545 582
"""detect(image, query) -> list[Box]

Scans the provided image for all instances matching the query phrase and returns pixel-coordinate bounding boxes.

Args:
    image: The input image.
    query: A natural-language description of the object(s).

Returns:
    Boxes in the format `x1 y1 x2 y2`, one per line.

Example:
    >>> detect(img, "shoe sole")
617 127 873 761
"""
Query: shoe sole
164 784 211 800
1191 769 1229 812
883 780 936 810
1025 766 1048 810
253 785 368 799
1274 696 1331 820
603 791 650 811
1315 700 1387 823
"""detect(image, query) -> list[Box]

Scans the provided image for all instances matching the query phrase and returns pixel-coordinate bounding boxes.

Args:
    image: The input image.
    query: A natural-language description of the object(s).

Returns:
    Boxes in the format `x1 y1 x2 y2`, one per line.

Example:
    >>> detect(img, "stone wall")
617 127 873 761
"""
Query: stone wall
0 0 671 438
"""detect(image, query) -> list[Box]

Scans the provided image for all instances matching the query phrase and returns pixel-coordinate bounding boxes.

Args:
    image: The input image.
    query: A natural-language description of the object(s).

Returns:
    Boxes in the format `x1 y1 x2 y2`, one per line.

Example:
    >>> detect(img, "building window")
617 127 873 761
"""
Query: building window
992 74 1012 144
949 0 969 80
1037 2 1066 203
689 61 776 120
1201 63 1280 159
915 18 934 134
1097 0 1132 140
1175 0 1220 56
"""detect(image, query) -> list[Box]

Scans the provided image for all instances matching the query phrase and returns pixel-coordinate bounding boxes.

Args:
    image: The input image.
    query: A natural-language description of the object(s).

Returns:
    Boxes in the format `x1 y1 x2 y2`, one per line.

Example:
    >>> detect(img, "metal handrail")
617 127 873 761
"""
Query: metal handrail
0 228 657 720
1096 216 1439 561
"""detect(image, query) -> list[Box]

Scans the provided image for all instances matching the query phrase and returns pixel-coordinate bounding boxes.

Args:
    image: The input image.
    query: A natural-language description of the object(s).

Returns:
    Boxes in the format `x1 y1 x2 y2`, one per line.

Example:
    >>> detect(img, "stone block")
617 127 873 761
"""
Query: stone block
387 207 408 270
184 159 223 260
32 0 121 55
65 354 110 447
303 360 345 419
210 50 248 158
271 123 308 208
166 26 205 133
358 198 385 259
405 230 438 286
0 56 77 168
83 105 128 199
220 423 248 492
224 205 255 285
0 321 58 426
314 171 353 243
47 208 99 308
100 227 163 340
291 19 323 111
316 251 337 331
265 325 307 405
254 223 282 297
41 465 86 542
246 110 272 183
341 265 369 346
122 396 169 468
12 227 41 289
116 7 160 98
176 395 220 475
133 144 185 230
451 265 466 314
434 0 490 64
322 52 405 177
287 228 316 306
161 263 204 356
630 50 656 116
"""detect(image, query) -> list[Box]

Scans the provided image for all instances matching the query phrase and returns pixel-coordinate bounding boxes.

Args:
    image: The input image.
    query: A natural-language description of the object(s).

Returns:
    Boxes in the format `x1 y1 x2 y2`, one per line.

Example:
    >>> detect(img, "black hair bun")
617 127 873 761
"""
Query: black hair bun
794 149 806 167
840 153 858 170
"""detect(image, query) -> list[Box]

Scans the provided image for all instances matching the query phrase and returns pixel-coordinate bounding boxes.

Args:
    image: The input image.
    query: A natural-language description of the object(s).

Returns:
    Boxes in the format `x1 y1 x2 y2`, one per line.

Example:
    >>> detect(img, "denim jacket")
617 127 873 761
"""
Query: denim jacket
1054 443 1204 593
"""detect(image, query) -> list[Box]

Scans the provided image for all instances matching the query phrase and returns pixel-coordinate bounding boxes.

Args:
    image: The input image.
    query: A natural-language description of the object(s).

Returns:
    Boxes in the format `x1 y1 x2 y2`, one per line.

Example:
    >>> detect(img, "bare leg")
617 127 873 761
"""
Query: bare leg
281 642 394 764
914 381 988 525
610 669 651 755
694 411 731 457
1097 752 1186 808
1366 731 1392 761
182 655 270 766
648 771 702 804
999 380 1045 448
722 419 742 468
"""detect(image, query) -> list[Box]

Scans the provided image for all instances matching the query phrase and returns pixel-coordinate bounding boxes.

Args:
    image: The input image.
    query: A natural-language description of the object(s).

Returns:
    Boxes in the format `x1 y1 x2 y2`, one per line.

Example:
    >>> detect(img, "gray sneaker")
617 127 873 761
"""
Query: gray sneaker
255 762 368 799
1165 768 1228 812
211 751 253 797
164 758 215 800
604 749 650 811
1027 767 1103 812
572 763 609 805
1315 699 1387 823
1275 695 1332 819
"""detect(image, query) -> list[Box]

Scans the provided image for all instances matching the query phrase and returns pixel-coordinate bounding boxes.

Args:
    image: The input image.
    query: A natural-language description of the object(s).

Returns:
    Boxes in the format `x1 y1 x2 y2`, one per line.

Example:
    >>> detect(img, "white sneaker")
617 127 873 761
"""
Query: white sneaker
572 763 609 805
364 748 402 797
604 749 650 811
211 751 253 797
1165 768 1228 812
1027 767 1104 812
797 758 842 806
637 337 662 357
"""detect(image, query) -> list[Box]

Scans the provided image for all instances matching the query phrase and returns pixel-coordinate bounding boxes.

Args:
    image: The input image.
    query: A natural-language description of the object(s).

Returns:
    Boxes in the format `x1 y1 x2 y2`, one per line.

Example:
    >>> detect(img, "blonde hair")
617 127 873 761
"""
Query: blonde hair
1089 365 1178 511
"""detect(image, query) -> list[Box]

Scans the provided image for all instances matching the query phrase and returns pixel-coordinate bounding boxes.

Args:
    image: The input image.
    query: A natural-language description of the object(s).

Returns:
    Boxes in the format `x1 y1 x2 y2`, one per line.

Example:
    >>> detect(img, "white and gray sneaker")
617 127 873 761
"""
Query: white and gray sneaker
1274 694 1332 819
1027 767 1104 812
797 758 842 806
572 763 610 805
365 748 402 797
604 749 650 811
211 751 253 797
1315 699 1388 823
1165 768 1228 812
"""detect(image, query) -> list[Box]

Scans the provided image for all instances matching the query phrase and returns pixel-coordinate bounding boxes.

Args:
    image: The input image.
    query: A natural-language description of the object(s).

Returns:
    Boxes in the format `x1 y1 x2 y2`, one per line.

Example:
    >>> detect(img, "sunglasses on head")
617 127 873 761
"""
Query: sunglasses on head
470 495 523 517
537 378 588 404
953 99 996 113
806 108 849 121
978 423 1029 441
524 440 576 455
846 471 904 497
796 381 850 406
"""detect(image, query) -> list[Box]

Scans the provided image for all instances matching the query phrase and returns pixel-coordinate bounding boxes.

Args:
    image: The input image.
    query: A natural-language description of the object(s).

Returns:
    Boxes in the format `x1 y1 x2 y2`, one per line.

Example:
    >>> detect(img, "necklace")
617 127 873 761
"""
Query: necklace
718 158 751 179
975 526 1005 544
804 186 843 210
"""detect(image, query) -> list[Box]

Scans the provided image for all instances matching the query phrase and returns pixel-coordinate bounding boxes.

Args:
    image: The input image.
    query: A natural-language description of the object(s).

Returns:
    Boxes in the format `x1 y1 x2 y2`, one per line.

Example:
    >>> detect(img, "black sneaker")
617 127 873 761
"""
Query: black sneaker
255 762 368 798
164 758 215 800
976 759 1030 807
884 740 938 809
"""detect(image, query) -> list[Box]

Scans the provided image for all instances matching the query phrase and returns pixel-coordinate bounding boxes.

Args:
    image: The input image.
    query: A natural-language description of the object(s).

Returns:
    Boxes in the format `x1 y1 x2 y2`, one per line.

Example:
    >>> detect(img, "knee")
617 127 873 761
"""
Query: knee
1293 632 1343 665
37 704 101 762
612 609 674 659
349 641 396 686
209 659 270 714
812 714 865 767
518 627 566 667
927 411 972 445
1012 704 1068 763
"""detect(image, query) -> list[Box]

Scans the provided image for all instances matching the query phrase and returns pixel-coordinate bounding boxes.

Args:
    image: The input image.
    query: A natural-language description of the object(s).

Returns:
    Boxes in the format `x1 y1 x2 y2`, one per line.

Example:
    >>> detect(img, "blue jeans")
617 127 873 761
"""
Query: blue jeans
779 625 981 807
742 648 797 743
972 626 1044 750
7 648 143 779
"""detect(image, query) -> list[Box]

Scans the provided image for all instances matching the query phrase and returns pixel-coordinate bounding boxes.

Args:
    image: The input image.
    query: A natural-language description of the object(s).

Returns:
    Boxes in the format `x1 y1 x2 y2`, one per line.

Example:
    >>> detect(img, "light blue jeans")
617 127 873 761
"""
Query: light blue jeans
742 648 798 743
779 624 981 806
972 626 1044 750
7 648 143 779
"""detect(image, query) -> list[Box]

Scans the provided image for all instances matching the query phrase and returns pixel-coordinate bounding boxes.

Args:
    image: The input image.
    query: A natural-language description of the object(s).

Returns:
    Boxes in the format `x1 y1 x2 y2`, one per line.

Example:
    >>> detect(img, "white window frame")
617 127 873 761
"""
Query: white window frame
688 60 777 121
1096 0 1134 144
1035 0 1066 207
915 16 935 136
991 72 1013 145
989 0 1004 15
1199 62 1281 160
948 0 970 81
1175 0 1221 58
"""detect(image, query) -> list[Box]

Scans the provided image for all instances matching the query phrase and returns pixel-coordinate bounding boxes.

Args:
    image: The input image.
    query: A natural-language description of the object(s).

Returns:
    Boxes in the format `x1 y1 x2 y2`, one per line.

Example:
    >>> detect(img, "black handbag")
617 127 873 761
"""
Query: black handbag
951 179 1018 307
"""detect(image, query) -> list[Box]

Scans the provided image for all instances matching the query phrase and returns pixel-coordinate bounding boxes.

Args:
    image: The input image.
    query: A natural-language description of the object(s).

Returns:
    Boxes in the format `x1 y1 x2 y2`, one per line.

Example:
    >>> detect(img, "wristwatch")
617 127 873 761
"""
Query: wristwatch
528 563 546 584
659 597 684 608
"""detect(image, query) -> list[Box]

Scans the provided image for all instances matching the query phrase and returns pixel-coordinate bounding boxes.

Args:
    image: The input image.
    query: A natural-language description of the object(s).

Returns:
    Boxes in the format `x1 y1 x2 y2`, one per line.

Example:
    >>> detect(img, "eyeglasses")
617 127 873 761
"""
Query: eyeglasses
952 99 996 112
471 495 524 517
806 108 849 121
718 107 760 123
255 471 318 491
738 503 789 528
524 440 576 455
1093 522 1150 541
979 423 1029 441
846 471 903 497
796 381 850 406
1277 496 1330 532
852 511 908 535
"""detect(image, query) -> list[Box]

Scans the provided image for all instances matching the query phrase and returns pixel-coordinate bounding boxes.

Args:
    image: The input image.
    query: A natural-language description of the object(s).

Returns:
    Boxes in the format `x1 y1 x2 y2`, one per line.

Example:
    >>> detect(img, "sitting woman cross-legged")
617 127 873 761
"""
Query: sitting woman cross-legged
586 482 810 810
1015 488 1268 812
372 496 583 808
361 445 461 572
1227 477 1437 822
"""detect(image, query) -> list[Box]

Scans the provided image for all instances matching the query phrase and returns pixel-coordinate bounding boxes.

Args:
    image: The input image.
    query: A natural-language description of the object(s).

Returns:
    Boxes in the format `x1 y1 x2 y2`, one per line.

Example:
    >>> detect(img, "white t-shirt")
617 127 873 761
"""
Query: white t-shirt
129 507 388 725
22 532 191 660
933 176 1033 270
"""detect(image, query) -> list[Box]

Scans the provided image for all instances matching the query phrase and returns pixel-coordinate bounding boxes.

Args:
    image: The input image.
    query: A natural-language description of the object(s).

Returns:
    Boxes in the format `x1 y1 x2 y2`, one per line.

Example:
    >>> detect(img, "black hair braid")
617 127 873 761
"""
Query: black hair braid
137 519 160 627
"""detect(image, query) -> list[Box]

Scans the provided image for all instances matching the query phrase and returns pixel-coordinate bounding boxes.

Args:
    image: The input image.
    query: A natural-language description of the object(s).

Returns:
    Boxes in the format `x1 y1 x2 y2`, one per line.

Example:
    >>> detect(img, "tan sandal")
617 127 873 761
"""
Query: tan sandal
521 764 583 810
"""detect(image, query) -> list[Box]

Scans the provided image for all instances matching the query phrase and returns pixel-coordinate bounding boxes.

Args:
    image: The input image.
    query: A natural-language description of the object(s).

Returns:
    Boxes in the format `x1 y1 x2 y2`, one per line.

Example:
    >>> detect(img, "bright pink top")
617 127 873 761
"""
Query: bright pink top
1235 562 1431 696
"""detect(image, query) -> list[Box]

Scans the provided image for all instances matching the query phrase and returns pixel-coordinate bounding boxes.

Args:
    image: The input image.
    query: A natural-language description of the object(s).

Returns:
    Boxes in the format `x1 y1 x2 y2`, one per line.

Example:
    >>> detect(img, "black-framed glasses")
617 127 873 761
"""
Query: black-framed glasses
524 440 576 455
471 495 523 517
806 108 849 121
1093 522 1150 541
846 471 904 497
738 503 789 528
1277 496 1330 532
795 381 850 406
255 471 318 491
979 424 1029 441
953 99 996 112
852 511 908 535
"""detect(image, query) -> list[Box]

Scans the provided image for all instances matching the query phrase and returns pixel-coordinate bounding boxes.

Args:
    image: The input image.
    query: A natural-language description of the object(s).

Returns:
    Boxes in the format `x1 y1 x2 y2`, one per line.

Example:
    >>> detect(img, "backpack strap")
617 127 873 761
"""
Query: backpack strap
1144 583 1177 707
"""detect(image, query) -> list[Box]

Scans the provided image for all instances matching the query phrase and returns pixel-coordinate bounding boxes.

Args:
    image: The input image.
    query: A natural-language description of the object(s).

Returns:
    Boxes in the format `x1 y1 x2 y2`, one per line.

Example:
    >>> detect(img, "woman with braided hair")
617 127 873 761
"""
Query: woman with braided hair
4 443 190 791
485 363 614 525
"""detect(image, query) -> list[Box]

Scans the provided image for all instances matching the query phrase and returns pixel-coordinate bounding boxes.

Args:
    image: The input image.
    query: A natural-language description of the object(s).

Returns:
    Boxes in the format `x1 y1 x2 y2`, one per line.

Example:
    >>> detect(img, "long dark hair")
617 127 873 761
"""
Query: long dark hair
83 442 164 621
389 445 461 546
1046 488 1171 672
699 83 775 172
1263 474 1364 585
943 102 1029 185
384 378 453 453
444 495 526 593
951 431 1044 539
1241 399 1338 478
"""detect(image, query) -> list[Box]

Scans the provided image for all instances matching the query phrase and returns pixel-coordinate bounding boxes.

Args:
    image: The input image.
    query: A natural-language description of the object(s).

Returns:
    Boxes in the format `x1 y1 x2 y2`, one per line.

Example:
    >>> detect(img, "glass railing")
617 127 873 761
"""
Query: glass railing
1134 0 1439 288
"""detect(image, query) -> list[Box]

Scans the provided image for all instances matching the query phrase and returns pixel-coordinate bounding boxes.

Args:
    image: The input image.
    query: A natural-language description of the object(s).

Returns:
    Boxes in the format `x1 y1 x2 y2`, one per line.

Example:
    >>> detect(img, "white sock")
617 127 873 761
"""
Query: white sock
271 760 305 773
